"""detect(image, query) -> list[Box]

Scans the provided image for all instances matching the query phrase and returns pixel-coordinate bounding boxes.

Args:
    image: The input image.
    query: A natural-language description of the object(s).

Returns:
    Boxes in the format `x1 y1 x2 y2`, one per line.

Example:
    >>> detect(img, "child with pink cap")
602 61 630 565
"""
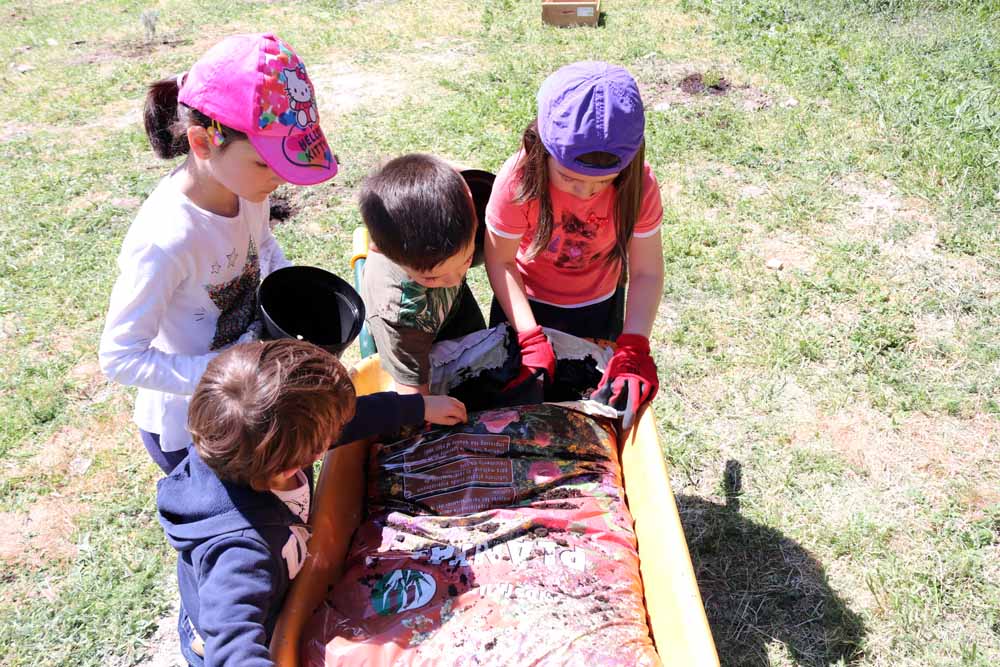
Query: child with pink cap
100 34 466 476
98 33 338 474
484 61 665 430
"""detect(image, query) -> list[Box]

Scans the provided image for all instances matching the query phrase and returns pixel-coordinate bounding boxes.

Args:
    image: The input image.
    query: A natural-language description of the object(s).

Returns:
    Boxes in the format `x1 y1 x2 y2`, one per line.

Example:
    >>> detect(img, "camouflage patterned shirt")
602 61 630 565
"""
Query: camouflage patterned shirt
362 250 463 386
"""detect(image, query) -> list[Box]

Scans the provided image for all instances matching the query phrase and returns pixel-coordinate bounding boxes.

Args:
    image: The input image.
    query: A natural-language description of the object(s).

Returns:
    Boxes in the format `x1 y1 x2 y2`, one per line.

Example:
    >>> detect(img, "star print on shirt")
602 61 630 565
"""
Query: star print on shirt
205 237 261 350
225 248 238 268
210 262 222 275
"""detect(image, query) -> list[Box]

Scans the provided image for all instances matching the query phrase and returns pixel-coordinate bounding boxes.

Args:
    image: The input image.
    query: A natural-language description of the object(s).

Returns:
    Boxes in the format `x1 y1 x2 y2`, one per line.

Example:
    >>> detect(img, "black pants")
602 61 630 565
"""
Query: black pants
489 288 625 341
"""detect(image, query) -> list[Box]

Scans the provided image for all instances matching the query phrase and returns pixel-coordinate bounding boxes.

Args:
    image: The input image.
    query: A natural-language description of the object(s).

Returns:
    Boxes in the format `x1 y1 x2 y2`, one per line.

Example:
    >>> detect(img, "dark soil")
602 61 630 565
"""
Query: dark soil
680 72 731 96
269 190 298 223
536 487 585 501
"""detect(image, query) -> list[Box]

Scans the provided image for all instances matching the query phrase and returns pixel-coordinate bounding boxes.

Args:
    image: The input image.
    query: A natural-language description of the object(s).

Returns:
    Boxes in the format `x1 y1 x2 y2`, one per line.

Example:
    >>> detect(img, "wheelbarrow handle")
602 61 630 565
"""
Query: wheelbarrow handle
351 227 377 359
350 227 369 271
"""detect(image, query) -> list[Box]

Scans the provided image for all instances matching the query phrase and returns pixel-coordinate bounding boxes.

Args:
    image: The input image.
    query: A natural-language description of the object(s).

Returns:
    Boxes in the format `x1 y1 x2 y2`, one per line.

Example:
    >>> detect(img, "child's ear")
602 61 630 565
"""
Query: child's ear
187 125 213 159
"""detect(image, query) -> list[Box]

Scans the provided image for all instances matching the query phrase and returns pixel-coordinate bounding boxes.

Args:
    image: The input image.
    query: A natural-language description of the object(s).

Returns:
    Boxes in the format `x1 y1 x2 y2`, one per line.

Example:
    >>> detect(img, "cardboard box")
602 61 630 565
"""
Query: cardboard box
542 1 601 27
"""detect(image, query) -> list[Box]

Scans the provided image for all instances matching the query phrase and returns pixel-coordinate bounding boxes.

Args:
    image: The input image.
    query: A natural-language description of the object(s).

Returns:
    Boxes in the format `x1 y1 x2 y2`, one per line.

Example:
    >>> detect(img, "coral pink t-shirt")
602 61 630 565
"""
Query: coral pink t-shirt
485 153 663 307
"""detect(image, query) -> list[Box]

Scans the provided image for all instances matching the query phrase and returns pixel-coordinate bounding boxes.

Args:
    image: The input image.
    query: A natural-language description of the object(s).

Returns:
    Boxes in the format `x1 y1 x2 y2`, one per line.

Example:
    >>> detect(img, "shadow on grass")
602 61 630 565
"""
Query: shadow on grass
678 461 866 667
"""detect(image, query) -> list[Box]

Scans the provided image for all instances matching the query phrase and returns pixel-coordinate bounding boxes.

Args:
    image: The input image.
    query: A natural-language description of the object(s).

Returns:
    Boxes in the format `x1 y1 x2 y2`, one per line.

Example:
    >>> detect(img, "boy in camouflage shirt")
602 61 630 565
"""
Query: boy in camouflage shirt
360 154 485 394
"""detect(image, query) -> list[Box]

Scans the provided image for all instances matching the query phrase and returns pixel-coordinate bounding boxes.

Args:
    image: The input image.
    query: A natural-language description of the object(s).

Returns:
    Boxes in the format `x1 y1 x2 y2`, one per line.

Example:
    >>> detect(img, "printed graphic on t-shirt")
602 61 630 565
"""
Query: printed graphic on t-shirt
549 211 606 270
397 281 459 334
205 237 261 350
281 524 310 580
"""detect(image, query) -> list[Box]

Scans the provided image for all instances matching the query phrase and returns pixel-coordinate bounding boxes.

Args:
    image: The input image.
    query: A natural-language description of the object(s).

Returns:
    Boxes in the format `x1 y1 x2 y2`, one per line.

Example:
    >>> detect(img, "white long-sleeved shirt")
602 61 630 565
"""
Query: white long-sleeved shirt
99 174 290 451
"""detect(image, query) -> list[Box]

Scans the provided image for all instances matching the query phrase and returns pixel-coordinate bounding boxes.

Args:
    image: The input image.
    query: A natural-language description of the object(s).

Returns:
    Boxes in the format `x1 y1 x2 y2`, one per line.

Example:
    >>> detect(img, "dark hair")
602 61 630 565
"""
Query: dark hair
359 154 477 272
516 120 646 275
144 75 248 159
187 339 356 489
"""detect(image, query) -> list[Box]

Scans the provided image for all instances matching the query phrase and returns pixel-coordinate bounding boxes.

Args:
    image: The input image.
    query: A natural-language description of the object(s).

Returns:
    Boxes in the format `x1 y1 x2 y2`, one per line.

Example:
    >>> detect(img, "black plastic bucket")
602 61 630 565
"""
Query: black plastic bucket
460 168 495 267
258 266 365 358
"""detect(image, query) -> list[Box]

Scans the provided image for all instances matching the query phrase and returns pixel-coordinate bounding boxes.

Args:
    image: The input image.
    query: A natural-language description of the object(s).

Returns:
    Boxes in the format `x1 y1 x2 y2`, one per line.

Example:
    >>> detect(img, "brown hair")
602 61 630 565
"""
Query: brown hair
359 153 478 272
188 339 357 489
515 120 646 278
143 75 248 159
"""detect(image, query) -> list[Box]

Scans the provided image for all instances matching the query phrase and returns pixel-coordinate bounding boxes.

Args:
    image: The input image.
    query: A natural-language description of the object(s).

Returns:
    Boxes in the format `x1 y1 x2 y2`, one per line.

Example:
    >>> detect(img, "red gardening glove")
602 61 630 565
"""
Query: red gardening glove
504 325 556 391
591 334 659 431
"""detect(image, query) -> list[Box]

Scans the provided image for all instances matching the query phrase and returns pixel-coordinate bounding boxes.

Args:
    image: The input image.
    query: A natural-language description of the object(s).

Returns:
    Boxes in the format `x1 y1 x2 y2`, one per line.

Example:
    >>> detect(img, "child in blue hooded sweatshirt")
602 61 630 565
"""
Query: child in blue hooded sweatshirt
157 338 464 666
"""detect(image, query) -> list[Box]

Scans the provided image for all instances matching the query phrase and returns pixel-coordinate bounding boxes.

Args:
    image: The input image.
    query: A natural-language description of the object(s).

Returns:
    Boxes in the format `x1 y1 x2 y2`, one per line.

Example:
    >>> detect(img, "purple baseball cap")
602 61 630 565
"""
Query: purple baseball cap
179 33 337 185
536 61 645 177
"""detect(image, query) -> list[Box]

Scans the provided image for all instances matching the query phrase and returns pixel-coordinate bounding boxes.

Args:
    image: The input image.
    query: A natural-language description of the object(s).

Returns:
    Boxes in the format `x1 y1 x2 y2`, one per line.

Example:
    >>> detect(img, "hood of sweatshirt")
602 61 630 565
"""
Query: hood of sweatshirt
157 446 300 551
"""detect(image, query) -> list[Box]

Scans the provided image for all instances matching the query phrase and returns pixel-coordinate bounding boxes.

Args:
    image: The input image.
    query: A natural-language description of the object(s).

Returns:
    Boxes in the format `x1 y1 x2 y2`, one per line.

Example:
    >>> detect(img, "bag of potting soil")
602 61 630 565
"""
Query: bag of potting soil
300 403 660 666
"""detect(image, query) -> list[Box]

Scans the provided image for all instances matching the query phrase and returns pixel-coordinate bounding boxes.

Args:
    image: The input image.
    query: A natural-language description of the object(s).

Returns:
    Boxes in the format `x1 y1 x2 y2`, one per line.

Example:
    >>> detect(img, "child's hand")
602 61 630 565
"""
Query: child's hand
423 395 467 425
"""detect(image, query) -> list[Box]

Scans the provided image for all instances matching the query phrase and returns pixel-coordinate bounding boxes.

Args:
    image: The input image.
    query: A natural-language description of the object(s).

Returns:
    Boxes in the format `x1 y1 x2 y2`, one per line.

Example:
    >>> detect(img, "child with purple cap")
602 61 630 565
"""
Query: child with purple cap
99 33 339 474
484 61 664 430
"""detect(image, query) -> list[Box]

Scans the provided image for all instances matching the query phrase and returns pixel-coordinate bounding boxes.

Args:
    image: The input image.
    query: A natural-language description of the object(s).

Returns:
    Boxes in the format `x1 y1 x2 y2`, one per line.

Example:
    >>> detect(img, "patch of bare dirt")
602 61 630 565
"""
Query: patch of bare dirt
4 402 131 491
409 38 477 66
798 406 1000 489
60 98 144 150
912 312 959 351
831 174 1000 297
25 353 110 410
70 33 192 66
309 60 442 117
758 234 817 273
835 176 913 230
0 496 87 566
959 485 1000 517
633 60 774 113
659 175 683 207
26 426 89 475
131 598 185 667
67 190 113 214
738 184 768 200
0 121 32 142
832 176 935 252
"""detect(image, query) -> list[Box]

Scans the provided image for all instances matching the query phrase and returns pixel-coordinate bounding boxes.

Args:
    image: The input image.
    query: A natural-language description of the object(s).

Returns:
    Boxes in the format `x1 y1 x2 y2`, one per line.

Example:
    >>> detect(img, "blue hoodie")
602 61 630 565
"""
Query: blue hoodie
157 391 423 667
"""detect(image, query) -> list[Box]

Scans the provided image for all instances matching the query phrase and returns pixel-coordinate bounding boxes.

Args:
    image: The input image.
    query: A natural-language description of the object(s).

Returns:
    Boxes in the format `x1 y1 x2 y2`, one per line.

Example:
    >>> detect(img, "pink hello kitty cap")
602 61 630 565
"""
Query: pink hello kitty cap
178 33 337 185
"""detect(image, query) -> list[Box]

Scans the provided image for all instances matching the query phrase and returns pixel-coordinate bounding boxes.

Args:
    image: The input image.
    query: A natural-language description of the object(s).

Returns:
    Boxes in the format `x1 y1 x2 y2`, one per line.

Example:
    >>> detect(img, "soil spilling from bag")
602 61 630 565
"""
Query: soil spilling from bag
446 327 603 411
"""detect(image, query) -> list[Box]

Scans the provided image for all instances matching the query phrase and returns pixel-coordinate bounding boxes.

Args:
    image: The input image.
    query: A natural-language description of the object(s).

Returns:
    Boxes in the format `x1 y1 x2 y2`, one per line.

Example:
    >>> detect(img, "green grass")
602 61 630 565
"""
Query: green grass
1 0 999 665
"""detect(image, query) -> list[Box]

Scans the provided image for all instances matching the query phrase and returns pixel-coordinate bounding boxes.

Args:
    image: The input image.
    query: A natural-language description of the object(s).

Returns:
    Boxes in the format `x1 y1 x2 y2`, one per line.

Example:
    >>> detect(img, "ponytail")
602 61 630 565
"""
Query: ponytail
144 76 188 158
143 74 247 159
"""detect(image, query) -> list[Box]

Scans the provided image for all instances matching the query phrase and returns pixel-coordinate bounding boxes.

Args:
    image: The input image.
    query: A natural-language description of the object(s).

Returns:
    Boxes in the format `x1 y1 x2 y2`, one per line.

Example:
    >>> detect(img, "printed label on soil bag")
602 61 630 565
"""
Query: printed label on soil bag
400 432 517 514
404 459 514 498
418 486 518 514
403 433 511 472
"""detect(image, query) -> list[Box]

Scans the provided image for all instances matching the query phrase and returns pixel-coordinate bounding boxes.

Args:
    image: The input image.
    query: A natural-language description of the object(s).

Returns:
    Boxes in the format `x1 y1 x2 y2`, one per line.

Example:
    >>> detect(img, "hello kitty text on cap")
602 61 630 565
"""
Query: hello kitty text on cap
178 33 337 185
536 61 645 177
